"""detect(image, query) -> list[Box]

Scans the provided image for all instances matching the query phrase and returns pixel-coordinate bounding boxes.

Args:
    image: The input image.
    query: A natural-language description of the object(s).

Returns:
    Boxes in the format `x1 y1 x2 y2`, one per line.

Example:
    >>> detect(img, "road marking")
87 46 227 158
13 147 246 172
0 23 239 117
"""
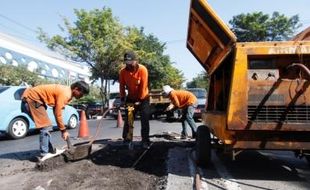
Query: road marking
212 153 242 190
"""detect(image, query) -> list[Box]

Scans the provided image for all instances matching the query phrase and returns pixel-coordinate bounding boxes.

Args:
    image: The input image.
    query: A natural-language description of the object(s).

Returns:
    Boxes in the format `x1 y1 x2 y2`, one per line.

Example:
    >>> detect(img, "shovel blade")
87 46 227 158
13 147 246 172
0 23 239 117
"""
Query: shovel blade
63 142 92 161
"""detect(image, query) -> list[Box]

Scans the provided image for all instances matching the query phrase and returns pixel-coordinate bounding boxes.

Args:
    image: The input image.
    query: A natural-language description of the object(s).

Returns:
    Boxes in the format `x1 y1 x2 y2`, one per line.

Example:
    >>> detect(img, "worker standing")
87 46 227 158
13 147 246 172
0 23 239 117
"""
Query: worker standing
119 50 151 148
162 85 197 139
21 81 89 161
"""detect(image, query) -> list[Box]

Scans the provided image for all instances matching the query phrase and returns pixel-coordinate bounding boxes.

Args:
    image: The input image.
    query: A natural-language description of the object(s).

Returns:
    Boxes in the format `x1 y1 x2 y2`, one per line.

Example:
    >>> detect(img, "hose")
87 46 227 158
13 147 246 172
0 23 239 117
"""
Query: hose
190 148 202 190
89 108 113 145
287 63 310 80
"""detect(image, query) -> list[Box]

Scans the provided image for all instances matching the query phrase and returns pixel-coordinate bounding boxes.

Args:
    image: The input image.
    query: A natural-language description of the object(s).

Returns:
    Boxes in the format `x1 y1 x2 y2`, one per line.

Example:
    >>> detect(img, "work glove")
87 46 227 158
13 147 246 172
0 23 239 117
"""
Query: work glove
134 101 141 106
165 104 175 112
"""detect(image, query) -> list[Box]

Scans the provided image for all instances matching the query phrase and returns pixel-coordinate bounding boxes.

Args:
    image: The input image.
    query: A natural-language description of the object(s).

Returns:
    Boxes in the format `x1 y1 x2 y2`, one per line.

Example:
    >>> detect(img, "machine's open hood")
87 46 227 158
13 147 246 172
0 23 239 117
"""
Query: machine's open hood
187 0 237 74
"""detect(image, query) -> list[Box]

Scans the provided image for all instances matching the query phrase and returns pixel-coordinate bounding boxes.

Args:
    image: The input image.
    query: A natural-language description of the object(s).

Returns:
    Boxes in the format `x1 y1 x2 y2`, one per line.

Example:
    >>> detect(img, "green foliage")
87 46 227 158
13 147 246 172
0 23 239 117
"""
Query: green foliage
229 11 302 42
71 85 102 104
38 7 128 106
38 7 185 105
124 27 185 89
0 64 48 86
38 8 126 81
186 71 209 90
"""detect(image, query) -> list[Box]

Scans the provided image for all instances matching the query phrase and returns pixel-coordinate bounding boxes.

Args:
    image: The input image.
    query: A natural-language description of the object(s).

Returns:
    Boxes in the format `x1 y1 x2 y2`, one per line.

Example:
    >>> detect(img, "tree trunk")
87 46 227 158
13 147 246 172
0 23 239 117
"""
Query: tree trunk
100 77 105 108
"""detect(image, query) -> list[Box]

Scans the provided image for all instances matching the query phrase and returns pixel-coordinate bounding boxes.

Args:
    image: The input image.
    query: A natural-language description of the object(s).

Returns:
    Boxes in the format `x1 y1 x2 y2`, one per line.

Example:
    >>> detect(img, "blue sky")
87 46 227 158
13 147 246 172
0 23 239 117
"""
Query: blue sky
0 0 309 84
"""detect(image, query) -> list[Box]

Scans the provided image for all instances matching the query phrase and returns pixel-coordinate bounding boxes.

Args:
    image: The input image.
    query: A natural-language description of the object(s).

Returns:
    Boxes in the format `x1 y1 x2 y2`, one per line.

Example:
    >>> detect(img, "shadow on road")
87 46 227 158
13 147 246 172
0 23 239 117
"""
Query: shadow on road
0 149 40 162
201 149 310 184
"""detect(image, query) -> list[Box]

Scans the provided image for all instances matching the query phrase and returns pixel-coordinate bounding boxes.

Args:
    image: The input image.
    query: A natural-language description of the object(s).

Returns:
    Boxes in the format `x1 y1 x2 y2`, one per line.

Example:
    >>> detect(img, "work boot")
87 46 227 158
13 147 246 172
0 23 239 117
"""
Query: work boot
36 149 65 162
141 140 151 149
49 147 56 154
48 142 56 154
36 153 53 162
191 132 196 139
35 154 45 162
181 135 188 140
36 153 55 162
123 139 131 144
123 139 133 149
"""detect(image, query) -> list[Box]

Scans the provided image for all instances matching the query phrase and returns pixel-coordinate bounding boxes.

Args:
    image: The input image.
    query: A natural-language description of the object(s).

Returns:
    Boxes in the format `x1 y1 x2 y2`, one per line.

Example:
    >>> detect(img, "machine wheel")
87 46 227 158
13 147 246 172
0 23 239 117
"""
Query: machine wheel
196 125 212 167
67 115 78 129
8 117 29 139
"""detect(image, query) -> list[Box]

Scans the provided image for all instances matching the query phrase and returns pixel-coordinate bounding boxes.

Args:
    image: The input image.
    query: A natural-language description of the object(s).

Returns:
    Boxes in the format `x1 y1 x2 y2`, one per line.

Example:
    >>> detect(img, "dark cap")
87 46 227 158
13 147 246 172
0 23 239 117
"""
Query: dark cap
124 51 137 61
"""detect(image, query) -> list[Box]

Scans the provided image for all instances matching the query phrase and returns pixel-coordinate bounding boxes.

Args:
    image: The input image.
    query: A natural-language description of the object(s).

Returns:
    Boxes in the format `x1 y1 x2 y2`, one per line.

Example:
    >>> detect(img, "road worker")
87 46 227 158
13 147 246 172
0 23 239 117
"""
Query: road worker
21 81 89 161
119 50 151 148
162 85 197 139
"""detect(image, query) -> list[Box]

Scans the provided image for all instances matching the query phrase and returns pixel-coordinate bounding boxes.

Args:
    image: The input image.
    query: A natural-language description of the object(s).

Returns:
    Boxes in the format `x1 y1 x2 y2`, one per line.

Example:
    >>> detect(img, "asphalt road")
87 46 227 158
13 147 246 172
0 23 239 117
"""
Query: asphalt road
1 118 310 190
0 117 185 155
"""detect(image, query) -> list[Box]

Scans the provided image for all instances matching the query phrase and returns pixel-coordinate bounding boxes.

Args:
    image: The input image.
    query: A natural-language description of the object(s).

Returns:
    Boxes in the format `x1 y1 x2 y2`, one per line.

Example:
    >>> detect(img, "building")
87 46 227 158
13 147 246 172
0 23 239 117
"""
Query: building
0 32 90 83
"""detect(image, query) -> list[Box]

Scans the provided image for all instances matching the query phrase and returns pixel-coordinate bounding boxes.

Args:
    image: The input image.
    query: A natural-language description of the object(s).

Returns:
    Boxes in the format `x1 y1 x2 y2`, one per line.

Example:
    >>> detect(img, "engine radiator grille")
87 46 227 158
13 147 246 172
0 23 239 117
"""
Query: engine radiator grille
248 105 310 123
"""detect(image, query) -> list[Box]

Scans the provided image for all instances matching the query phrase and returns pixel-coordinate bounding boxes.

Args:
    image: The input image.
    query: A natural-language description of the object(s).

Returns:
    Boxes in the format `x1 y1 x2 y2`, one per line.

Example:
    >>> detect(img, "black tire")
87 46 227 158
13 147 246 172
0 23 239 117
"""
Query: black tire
196 125 212 168
153 114 158 120
67 115 78 129
8 117 29 139
305 155 310 167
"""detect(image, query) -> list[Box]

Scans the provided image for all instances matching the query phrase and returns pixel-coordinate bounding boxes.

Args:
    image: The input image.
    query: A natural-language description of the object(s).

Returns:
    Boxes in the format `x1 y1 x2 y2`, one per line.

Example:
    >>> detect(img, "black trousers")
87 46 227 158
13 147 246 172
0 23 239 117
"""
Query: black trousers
122 98 150 142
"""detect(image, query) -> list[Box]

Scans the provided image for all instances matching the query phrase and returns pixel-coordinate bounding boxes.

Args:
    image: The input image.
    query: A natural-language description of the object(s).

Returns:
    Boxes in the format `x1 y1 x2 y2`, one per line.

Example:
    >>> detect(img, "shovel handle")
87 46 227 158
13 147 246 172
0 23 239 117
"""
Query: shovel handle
66 138 73 149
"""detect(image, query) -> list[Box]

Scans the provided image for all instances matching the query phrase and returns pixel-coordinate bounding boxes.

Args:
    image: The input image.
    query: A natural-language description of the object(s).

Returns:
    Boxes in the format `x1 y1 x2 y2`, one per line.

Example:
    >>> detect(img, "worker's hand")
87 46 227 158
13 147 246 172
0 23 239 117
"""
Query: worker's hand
165 104 174 112
134 101 141 106
61 130 69 141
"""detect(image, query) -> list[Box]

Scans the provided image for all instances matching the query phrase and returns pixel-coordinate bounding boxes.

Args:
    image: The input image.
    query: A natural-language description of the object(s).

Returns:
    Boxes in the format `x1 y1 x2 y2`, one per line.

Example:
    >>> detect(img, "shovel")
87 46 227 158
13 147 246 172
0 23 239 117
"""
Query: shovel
63 137 92 161
63 108 112 161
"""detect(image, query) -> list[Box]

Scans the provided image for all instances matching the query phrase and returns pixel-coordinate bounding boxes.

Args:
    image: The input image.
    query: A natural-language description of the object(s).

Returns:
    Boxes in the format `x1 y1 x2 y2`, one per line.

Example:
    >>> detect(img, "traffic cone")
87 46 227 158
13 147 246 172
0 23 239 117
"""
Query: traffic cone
78 110 90 139
116 109 123 128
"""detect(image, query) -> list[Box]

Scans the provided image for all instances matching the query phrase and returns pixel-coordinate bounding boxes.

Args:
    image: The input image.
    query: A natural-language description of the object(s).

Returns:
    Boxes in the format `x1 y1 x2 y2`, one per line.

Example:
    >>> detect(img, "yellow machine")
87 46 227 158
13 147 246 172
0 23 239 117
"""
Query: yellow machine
187 0 310 166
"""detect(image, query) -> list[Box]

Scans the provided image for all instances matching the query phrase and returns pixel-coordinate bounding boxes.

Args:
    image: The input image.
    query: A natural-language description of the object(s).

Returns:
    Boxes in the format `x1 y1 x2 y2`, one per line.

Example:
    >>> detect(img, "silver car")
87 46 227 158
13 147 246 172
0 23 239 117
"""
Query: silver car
187 88 207 121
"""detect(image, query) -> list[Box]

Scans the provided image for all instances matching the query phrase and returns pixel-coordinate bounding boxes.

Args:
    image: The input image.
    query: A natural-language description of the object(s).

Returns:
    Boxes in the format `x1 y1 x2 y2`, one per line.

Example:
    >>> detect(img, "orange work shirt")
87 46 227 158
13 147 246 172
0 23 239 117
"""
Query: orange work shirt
119 64 149 101
169 90 197 109
22 84 72 130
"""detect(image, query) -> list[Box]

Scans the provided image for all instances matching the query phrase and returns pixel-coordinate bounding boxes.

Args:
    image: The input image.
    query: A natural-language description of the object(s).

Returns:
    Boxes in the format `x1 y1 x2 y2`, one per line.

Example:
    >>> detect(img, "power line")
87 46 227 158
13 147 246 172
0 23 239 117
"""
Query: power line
0 23 36 42
0 14 37 33
0 14 46 48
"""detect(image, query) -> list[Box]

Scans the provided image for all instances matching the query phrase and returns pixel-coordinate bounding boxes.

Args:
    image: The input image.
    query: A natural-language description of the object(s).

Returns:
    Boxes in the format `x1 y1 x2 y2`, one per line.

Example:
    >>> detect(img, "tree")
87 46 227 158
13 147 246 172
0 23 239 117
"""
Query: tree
125 27 185 89
38 7 127 107
0 64 48 86
71 85 102 104
38 8 184 106
229 11 302 42
186 71 209 90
